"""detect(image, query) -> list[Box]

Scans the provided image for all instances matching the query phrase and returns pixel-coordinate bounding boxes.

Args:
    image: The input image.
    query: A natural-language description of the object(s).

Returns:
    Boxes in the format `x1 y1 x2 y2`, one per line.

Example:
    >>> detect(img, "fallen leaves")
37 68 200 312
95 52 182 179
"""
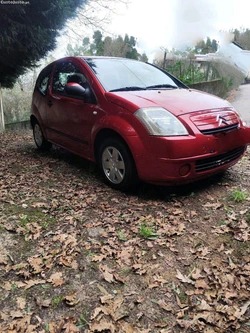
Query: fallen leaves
174 260 250 332
0 132 250 333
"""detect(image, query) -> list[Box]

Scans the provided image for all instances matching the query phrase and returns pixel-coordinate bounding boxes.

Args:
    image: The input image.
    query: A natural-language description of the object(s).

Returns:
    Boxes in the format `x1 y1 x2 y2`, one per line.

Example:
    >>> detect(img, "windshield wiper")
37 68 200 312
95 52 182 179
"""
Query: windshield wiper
109 86 146 92
146 84 178 90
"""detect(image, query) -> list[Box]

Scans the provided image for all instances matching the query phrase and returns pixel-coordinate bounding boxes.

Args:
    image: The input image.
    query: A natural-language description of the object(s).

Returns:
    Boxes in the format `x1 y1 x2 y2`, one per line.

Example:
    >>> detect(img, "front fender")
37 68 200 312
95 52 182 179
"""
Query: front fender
91 113 151 157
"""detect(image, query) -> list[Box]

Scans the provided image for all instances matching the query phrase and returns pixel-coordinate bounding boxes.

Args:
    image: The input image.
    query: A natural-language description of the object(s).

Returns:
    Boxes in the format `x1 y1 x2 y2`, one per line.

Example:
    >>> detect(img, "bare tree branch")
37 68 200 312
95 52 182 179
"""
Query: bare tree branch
64 0 130 43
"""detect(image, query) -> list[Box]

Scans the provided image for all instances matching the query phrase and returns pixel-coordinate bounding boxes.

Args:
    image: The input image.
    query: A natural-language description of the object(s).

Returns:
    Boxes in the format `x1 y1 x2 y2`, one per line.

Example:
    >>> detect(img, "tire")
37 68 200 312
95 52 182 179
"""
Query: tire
98 137 138 190
33 121 52 151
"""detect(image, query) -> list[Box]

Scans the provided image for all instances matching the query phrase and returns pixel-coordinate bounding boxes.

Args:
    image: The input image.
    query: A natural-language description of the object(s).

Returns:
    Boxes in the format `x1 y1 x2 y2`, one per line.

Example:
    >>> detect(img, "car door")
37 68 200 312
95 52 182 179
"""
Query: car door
46 60 100 158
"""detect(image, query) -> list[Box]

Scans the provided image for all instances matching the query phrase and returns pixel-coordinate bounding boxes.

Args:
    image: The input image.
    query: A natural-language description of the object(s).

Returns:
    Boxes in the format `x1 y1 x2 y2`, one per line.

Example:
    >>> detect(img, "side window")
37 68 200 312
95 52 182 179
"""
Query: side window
36 64 52 96
39 76 49 95
52 62 87 96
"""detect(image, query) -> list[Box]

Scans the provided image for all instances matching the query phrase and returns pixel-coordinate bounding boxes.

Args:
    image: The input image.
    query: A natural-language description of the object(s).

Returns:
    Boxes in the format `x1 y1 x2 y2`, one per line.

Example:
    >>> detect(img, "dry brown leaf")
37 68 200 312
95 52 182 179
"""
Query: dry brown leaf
234 300 250 318
48 272 64 286
31 202 48 208
63 319 80 333
91 307 105 320
203 202 223 209
176 269 195 285
24 279 46 289
64 293 80 307
28 256 44 274
195 279 210 290
10 310 23 318
0 254 8 265
176 295 188 309
90 319 115 333
118 321 142 332
1 281 12 290
16 297 26 310
91 254 106 262
113 271 126 284
117 246 134 262
198 247 210 257
99 264 114 283
191 268 204 280
158 300 173 312
35 297 51 308
197 299 213 311
15 281 27 288
132 263 147 275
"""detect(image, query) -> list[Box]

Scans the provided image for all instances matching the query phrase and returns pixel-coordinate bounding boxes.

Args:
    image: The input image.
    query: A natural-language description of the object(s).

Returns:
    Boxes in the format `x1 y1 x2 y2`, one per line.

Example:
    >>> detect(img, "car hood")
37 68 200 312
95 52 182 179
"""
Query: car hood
105 89 233 116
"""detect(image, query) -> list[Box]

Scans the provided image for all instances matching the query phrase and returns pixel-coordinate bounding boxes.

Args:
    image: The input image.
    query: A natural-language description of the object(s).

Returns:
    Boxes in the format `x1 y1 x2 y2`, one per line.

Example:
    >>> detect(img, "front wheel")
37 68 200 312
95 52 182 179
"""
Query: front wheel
98 138 138 190
33 121 52 151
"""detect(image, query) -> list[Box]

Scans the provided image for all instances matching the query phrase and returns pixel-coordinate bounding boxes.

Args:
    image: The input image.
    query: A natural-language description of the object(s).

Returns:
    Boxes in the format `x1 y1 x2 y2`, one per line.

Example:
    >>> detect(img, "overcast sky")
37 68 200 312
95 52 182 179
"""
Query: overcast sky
56 0 250 60
109 0 250 55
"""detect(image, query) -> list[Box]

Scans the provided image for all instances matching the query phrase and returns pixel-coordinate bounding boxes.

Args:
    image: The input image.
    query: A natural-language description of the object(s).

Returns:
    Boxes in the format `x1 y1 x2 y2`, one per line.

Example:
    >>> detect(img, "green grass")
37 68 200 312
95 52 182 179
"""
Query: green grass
139 223 158 239
229 189 248 203
51 295 64 309
76 311 89 328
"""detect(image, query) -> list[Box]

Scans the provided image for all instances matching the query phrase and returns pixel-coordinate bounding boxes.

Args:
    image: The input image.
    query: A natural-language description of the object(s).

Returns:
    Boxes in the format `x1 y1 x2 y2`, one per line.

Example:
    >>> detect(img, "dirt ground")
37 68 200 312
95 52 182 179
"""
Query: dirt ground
0 130 250 333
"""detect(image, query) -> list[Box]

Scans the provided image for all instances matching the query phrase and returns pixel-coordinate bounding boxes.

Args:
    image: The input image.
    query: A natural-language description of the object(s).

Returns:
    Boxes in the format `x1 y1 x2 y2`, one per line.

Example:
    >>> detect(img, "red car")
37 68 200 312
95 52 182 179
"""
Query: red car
31 56 250 190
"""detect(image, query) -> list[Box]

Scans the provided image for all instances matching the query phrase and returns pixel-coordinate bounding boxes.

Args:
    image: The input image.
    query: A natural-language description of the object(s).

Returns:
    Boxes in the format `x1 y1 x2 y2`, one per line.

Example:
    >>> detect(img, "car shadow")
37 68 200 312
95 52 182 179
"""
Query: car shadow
26 144 234 200
127 172 230 201
28 144 101 178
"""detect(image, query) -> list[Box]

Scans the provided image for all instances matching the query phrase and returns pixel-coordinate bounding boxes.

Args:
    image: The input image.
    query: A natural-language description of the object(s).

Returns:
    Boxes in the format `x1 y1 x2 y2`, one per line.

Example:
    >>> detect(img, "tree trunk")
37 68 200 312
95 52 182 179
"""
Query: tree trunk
0 84 5 132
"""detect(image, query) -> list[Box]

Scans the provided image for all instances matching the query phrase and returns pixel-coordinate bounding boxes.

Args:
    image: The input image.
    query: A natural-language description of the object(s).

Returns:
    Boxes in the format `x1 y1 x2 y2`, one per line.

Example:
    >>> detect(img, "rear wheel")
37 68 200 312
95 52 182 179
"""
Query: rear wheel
33 121 51 151
98 138 138 190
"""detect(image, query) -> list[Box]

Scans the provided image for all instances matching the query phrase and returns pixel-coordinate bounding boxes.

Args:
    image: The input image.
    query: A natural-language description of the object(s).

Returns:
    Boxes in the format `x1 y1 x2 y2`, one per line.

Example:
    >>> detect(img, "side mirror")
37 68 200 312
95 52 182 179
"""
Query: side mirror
65 82 86 96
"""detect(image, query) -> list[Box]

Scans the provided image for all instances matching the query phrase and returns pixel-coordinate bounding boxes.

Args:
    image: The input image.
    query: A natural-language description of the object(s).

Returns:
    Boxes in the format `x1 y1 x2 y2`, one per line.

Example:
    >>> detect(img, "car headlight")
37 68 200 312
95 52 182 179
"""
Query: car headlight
135 107 188 136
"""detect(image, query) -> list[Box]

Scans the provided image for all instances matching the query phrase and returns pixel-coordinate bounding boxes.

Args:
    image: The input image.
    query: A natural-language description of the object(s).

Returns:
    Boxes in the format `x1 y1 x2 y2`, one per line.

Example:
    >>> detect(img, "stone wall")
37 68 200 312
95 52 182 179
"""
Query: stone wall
5 120 31 131
189 79 228 98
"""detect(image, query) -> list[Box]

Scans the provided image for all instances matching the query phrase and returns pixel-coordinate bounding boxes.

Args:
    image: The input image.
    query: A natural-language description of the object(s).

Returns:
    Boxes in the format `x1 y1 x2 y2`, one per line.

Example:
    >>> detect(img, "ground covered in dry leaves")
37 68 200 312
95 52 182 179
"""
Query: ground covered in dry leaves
0 130 250 333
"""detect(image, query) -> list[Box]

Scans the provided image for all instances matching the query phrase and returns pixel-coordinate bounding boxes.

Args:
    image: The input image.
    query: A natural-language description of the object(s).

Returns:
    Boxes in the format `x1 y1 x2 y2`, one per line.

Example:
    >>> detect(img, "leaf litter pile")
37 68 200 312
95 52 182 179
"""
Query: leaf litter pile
0 130 250 333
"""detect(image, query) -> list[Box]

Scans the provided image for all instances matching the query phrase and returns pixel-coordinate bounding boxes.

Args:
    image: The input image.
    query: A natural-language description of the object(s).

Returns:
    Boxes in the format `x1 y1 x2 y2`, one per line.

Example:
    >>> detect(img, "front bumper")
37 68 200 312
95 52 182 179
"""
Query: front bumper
133 126 250 185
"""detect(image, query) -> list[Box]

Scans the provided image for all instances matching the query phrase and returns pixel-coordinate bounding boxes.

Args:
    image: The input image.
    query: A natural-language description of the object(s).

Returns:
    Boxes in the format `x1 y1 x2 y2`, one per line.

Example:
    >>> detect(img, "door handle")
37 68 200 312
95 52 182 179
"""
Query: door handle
47 100 53 107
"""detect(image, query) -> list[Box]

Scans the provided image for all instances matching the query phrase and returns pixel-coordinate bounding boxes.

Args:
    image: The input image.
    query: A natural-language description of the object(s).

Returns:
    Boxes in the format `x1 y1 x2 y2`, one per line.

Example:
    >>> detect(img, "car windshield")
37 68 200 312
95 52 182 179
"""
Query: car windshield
84 58 180 92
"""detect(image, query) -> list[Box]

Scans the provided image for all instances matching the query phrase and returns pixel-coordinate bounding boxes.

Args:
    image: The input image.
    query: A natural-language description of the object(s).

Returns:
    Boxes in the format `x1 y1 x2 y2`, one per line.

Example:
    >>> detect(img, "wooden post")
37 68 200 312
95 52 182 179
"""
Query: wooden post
0 83 5 132
163 50 167 69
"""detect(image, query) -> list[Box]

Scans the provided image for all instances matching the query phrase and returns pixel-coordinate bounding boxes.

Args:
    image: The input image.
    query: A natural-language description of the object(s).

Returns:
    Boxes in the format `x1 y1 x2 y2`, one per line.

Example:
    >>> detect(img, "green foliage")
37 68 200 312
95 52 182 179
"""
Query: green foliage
229 190 248 203
66 37 92 56
233 28 250 50
139 223 157 239
195 37 218 54
91 30 104 55
76 311 89 328
221 77 233 90
0 0 86 88
166 60 206 85
66 30 148 61
2 71 36 123
51 295 64 309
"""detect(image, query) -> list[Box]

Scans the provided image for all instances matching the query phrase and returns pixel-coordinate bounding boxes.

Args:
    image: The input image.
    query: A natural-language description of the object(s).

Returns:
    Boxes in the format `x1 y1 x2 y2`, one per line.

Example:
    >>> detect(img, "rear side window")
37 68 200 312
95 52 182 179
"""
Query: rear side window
36 64 53 96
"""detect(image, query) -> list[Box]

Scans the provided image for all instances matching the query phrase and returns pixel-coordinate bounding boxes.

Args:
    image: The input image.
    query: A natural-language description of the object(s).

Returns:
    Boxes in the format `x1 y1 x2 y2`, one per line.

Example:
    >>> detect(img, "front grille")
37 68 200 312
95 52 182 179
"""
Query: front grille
196 147 245 172
190 110 239 135
201 124 239 135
